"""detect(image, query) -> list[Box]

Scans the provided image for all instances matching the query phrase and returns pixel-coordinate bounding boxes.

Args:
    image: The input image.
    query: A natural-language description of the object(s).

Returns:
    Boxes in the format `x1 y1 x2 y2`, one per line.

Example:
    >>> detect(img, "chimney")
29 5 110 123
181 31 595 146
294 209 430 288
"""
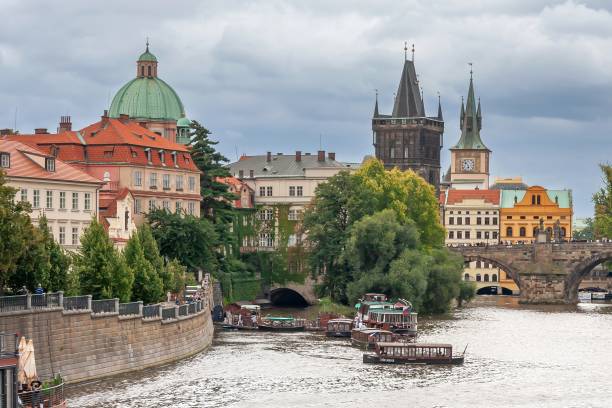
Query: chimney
249 170 254 178
328 152 336 161
34 128 48 134
101 110 109 125
118 113 130 123
266 151 272 162
317 150 325 162
238 170 244 179
295 150 301 162
58 116 72 133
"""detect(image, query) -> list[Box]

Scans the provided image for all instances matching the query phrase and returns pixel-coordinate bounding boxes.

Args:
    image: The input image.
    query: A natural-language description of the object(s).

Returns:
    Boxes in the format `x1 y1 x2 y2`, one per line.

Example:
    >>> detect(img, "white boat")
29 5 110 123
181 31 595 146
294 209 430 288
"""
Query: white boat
592 292 607 300
578 291 592 301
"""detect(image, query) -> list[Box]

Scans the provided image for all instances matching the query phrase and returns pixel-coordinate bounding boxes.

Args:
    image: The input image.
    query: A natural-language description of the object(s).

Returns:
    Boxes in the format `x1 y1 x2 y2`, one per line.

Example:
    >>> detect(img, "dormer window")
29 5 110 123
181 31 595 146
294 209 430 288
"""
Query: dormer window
0 152 9 168
45 157 55 172
145 148 152 163
172 151 177 167
159 150 165 164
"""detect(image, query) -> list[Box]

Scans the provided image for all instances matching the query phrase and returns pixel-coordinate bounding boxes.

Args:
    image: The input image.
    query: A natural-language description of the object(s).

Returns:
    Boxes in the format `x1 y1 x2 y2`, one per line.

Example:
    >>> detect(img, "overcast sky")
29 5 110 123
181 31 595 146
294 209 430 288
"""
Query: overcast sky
1 0 611 217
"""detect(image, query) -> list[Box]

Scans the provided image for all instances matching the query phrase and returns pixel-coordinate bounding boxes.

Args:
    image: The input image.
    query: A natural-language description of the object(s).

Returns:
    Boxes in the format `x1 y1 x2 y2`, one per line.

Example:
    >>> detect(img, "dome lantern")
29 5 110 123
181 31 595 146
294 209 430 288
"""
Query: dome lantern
137 40 158 78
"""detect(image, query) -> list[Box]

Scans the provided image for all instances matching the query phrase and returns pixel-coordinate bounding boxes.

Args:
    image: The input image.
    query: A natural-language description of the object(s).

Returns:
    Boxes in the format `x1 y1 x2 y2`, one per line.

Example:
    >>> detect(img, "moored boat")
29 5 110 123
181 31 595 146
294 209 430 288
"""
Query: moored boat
351 328 412 349
367 308 418 336
258 316 305 332
325 318 353 337
363 342 465 365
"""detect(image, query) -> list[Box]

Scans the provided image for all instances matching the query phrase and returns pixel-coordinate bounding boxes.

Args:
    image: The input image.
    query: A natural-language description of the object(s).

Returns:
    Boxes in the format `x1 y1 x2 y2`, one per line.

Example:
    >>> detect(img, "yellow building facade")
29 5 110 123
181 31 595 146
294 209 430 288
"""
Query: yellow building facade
500 186 573 244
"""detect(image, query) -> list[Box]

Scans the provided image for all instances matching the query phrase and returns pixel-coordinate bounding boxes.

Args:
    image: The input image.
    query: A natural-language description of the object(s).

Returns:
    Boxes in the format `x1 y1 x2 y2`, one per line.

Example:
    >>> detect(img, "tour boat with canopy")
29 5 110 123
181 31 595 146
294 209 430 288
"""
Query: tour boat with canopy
363 342 466 365
367 307 418 336
351 328 414 349
325 318 354 337
258 316 306 332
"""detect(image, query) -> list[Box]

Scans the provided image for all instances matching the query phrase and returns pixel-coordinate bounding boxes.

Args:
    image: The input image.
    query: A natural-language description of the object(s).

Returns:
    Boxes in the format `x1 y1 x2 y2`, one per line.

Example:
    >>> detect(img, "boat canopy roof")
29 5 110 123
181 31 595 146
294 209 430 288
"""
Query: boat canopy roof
263 316 294 321
377 342 451 348
241 305 261 311
369 309 417 315
328 318 353 323
353 328 393 334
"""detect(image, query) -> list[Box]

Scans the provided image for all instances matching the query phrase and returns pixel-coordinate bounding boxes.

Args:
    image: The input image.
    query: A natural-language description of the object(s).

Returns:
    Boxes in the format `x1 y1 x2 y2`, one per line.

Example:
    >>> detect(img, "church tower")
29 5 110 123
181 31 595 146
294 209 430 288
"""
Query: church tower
372 45 444 190
449 69 490 190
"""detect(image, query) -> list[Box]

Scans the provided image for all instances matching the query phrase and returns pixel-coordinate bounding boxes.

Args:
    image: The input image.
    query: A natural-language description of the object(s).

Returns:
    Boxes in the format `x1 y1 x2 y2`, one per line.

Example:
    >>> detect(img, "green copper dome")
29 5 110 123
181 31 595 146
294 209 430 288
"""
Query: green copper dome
176 116 191 127
109 77 185 121
138 49 158 62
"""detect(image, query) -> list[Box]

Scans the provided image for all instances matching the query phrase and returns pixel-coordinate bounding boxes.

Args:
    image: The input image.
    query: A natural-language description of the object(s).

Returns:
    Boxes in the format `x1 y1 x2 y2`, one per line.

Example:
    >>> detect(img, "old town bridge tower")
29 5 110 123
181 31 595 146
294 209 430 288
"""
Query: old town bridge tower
372 46 444 190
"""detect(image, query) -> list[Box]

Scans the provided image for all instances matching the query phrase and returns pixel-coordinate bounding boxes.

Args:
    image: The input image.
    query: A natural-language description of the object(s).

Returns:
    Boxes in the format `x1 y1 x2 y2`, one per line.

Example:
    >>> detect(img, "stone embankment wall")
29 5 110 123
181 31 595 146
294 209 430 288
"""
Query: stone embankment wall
0 303 214 384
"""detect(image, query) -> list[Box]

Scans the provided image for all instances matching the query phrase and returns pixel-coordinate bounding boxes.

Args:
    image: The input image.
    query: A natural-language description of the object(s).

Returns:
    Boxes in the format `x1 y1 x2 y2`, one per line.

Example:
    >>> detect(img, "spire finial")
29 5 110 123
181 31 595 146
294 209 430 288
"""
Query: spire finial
146 37 150 52
468 62 473 80
375 88 379 101
404 41 408 61
412 44 415 61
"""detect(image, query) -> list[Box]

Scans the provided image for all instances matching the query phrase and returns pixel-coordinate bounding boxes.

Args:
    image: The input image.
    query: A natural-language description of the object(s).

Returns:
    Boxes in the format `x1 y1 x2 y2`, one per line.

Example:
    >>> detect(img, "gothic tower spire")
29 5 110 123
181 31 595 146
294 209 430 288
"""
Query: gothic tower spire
373 90 379 118
454 67 488 150
437 92 443 121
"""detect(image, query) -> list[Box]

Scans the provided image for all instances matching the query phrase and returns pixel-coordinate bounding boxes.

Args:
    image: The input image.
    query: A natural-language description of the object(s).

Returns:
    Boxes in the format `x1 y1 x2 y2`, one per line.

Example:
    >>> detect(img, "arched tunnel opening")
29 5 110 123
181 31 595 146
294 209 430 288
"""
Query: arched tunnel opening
476 286 513 296
269 288 309 307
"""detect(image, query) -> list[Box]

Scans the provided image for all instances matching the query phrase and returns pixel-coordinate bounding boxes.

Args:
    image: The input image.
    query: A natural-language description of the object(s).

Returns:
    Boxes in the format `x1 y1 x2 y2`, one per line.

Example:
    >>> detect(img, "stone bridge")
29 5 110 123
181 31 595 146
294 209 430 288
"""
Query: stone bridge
451 242 612 304
268 276 319 306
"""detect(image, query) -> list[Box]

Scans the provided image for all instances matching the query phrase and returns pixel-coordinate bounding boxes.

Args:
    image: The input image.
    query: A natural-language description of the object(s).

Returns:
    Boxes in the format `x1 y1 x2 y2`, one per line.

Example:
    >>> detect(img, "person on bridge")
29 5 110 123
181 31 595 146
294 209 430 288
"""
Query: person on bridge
34 284 44 295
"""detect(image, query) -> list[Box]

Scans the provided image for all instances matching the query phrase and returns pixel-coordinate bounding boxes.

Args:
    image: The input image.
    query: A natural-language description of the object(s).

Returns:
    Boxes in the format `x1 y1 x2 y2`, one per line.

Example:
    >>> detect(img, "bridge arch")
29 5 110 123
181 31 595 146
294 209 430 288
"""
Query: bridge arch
269 287 310 307
462 254 521 289
565 251 612 302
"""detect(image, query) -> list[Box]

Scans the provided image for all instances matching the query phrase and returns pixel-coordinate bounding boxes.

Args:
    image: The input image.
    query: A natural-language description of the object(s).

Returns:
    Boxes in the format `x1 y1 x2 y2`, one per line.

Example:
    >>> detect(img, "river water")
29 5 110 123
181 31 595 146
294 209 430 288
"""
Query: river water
67 297 612 408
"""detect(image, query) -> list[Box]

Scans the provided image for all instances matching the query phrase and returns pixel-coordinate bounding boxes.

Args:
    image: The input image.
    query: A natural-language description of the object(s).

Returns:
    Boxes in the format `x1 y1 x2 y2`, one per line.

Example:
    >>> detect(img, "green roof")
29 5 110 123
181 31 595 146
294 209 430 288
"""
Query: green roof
500 189 572 209
453 77 488 150
177 117 191 127
138 50 158 62
109 77 185 121
369 309 415 315
263 316 294 321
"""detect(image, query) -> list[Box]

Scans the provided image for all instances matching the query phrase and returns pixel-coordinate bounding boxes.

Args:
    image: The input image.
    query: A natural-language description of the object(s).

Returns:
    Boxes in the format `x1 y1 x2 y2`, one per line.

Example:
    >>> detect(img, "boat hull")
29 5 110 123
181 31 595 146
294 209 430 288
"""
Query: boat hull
363 354 464 365
257 324 305 332
325 331 352 338
220 324 259 331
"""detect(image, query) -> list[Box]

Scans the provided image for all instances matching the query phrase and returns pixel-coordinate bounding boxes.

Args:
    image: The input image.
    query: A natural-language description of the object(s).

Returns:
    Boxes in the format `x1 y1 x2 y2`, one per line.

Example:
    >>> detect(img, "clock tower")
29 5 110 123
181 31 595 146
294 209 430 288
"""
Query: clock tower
449 71 490 190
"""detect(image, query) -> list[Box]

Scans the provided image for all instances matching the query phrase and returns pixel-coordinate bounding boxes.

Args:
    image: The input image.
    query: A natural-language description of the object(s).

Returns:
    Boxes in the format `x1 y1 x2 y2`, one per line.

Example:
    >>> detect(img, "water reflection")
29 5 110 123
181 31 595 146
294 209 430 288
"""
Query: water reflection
67 297 612 408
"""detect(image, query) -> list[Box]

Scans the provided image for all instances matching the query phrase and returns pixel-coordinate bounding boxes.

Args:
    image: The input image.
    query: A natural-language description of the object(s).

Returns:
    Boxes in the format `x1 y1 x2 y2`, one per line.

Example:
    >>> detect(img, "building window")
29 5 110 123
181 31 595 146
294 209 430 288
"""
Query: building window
464 273 470 281
189 176 196 192
59 192 66 209
484 217 490 225
289 186 296 197
493 231 498 239
259 208 273 221
476 274 481 282
259 186 266 196
134 199 141 214
71 227 79 245
20 189 27 203
484 274 490 282
492 274 498 282
297 186 303 196
288 234 297 247
506 227 513 237
149 200 156 212
134 171 142 186
465 217 470 225
449 217 454 225
492 217 498 225
507 216 512 220
465 231 471 239
0 152 10 168
72 192 78 210
485 231 490 239
476 260 482 268
150 173 157 188
267 186 273 196
457 217 463 225
175 201 182 213
59 226 65 245
176 175 184 191
519 227 526 237
33 190 40 208
45 157 55 172
163 174 170 190
159 150 165 164
162 200 170 211
476 231 482 239
288 209 302 220
46 190 53 209
448 231 454 239
188 201 195 215
84 193 91 210
561 227 567 237
476 217 482 225
145 148 152 162
259 233 273 247
457 231 463 239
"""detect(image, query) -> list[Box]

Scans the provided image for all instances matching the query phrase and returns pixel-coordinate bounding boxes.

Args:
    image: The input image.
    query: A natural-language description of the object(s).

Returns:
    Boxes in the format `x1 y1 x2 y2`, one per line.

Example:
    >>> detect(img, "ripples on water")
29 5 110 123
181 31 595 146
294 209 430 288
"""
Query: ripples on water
67 298 612 408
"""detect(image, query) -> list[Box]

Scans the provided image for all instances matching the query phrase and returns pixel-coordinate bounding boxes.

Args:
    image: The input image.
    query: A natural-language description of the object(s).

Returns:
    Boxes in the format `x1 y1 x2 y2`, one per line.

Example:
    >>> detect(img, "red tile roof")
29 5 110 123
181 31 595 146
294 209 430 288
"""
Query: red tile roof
439 191 446 205
0 139 103 184
217 176 253 209
7 118 198 172
445 189 500 205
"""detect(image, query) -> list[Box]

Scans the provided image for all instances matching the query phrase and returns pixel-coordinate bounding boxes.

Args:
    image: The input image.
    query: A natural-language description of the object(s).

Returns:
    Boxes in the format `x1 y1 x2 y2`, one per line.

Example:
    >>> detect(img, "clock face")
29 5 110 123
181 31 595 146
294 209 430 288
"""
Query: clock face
462 159 475 172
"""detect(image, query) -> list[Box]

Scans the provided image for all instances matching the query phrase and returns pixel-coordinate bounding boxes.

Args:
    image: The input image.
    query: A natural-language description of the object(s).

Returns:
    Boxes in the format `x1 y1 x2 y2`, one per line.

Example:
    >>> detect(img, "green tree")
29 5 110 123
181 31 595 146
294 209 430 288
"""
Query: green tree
11 224 50 292
593 164 612 239
38 216 71 292
420 249 463 314
147 209 219 273
0 171 33 293
457 281 477 307
574 218 594 241
75 219 133 301
166 259 189 294
137 223 171 291
124 231 163 304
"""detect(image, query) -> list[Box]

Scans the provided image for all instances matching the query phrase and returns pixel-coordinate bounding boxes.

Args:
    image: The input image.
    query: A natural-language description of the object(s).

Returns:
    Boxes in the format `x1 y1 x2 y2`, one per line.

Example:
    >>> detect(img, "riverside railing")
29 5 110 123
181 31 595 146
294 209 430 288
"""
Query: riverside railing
18 381 65 408
0 292 205 322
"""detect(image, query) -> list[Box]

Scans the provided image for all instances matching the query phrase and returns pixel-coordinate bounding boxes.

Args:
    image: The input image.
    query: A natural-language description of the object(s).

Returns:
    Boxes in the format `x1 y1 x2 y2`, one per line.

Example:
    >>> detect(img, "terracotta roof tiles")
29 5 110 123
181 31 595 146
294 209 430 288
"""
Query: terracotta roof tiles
445 189 500 205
